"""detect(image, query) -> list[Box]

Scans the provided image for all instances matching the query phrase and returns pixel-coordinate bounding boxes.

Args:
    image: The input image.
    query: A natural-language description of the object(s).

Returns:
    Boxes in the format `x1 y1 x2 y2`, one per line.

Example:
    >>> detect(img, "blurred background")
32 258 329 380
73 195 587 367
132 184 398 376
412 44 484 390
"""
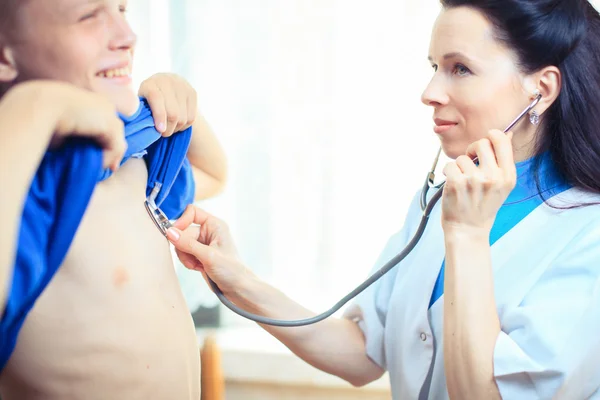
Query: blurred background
128 0 443 323
126 1 600 398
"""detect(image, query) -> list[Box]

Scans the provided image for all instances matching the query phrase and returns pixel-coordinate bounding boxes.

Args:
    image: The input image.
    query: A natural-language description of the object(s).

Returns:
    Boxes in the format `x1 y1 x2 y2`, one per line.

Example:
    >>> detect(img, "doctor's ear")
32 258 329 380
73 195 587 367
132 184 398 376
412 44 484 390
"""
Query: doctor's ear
525 66 561 116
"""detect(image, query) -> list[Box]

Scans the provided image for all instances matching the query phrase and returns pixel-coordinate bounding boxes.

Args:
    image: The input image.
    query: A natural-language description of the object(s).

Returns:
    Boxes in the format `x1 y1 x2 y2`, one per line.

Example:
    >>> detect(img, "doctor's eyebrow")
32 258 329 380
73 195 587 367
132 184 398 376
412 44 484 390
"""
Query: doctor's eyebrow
427 52 474 63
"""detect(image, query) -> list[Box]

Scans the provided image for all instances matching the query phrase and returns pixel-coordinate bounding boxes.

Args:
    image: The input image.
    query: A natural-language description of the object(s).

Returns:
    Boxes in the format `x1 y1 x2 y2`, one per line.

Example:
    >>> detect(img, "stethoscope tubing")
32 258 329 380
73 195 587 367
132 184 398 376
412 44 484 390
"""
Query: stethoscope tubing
199 94 542 327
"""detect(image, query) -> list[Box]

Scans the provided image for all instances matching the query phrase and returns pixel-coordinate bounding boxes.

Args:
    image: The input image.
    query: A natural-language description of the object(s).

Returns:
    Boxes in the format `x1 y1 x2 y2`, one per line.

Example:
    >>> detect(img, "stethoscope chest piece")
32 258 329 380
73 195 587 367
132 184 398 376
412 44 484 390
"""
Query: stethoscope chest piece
144 200 172 237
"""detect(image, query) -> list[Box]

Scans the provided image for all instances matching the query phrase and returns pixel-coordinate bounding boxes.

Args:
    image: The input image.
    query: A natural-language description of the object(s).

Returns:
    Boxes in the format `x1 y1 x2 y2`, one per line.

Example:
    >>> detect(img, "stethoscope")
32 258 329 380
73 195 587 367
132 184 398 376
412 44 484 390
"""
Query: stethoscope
147 94 542 327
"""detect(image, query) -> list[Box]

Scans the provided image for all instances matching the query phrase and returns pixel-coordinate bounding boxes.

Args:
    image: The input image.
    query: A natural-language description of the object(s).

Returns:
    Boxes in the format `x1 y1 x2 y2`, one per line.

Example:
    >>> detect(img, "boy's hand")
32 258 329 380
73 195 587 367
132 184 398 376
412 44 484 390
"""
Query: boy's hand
138 73 198 137
13 81 127 171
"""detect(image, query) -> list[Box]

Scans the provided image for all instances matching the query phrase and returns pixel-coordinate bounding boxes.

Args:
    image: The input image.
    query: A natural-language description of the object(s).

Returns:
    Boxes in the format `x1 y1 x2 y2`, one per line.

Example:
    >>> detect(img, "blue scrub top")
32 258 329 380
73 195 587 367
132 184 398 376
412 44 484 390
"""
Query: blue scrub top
429 152 571 308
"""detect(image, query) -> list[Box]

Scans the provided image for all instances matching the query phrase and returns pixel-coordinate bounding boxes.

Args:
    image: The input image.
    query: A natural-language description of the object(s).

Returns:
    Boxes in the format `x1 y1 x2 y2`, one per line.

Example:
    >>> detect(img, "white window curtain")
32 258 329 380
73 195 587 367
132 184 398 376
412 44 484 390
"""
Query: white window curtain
128 0 600 326
126 0 454 326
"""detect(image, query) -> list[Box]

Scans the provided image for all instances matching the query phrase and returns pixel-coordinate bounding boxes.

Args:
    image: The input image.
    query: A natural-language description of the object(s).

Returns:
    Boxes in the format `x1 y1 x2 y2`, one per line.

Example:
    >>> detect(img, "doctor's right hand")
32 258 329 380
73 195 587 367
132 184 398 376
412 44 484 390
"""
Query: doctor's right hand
166 205 255 297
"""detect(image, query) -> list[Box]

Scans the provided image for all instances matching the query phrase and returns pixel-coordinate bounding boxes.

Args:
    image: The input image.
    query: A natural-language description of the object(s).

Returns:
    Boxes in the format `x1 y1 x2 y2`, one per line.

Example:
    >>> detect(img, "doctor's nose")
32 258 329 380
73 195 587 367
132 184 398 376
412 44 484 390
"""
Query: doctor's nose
421 79 449 108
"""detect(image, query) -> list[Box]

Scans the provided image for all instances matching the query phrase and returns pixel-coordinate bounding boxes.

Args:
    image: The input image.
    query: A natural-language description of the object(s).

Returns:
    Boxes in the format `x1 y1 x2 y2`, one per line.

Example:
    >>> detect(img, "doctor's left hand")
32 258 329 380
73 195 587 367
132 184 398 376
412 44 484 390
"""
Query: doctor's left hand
441 130 517 234
138 73 198 137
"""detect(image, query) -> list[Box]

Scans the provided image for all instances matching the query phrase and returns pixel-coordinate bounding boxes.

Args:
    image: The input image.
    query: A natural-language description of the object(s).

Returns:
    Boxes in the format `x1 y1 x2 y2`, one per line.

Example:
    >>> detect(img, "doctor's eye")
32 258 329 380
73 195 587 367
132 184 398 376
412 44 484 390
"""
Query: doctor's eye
453 63 472 77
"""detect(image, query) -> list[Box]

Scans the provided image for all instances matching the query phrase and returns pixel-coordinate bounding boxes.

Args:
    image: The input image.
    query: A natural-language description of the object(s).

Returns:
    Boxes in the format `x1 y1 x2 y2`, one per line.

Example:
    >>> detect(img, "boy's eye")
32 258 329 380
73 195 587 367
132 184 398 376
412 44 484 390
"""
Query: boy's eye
79 10 99 21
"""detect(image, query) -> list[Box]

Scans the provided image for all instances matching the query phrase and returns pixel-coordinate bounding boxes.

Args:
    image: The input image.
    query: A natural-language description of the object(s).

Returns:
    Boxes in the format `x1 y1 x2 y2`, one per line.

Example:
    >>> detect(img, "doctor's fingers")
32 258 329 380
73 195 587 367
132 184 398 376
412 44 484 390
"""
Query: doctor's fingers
451 156 493 192
455 155 478 175
172 205 228 234
488 130 517 177
442 161 468 192
175 249 221 296
175 246 205 271
465 137 498 173
168 226 247 295
167 226 218 268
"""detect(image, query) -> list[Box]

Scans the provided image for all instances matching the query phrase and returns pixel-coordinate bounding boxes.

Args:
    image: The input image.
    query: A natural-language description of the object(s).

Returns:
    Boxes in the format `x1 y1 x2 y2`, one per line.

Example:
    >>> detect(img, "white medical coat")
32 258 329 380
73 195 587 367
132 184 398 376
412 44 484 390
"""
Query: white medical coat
346 187 600 400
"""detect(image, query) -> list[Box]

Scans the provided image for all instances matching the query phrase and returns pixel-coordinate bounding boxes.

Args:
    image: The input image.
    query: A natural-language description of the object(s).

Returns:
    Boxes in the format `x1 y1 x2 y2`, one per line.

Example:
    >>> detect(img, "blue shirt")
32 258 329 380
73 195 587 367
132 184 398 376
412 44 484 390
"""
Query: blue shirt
0 99 195 370
428 153 571 308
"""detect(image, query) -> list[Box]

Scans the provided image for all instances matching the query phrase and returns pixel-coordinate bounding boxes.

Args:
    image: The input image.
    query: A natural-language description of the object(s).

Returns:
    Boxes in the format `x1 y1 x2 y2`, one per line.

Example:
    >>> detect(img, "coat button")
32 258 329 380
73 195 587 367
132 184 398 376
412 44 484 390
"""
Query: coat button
420 332 427 341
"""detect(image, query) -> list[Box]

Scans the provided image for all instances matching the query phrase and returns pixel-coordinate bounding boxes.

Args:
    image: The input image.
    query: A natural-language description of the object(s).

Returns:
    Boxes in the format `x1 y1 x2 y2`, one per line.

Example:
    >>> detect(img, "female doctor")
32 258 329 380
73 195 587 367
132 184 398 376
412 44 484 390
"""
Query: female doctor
167 0 600 399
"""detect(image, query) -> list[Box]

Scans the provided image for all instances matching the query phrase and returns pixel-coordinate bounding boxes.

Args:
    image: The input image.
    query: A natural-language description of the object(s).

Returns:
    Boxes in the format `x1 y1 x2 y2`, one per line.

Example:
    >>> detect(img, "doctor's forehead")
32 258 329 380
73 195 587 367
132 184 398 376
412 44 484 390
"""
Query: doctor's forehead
427 6 499 61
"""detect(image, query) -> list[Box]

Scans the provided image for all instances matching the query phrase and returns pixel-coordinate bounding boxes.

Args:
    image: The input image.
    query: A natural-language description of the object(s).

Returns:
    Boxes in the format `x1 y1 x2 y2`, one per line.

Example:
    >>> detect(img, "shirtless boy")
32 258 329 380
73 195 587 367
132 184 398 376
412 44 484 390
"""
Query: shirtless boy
0 0 225 398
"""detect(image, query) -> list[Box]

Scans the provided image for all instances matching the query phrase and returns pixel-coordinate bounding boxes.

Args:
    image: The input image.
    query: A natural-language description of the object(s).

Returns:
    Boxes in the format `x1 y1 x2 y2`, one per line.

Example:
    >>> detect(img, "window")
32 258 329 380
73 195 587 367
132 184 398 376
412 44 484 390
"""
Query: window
129 0 448 327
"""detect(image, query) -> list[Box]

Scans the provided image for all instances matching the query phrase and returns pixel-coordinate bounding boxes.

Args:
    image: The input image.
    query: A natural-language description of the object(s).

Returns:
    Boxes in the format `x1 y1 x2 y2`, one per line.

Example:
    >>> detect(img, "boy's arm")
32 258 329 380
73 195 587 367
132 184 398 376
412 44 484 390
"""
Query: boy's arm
138 73 228 201
0 85 56 312
187 113 228 200
0 81 125 313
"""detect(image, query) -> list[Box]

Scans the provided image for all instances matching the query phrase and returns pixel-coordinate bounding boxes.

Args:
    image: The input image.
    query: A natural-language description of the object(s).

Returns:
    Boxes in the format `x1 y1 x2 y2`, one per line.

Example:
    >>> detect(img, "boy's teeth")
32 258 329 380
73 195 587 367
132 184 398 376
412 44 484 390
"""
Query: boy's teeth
98 67 130 78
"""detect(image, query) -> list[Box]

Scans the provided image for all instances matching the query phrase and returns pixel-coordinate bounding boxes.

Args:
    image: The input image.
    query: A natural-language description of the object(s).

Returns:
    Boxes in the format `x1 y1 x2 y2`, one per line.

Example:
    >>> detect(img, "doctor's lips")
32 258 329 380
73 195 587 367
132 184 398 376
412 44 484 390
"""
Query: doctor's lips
433 118 458 134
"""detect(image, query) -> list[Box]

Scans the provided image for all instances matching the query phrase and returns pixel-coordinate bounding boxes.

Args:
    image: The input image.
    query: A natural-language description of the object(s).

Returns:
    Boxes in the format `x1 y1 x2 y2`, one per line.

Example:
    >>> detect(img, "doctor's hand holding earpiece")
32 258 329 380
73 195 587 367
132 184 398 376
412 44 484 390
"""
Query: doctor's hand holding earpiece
441 129 517 233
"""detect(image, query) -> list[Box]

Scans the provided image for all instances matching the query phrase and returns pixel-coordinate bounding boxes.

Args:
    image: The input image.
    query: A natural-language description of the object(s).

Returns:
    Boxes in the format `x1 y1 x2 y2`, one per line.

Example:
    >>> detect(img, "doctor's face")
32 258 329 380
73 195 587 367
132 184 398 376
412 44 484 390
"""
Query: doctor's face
421 6 534 160
0 0 139 115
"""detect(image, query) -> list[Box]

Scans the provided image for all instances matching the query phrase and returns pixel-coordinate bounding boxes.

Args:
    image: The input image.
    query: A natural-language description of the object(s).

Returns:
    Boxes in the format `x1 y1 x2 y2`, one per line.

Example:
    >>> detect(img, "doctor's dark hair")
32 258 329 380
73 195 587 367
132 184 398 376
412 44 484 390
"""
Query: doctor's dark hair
440 0 600 200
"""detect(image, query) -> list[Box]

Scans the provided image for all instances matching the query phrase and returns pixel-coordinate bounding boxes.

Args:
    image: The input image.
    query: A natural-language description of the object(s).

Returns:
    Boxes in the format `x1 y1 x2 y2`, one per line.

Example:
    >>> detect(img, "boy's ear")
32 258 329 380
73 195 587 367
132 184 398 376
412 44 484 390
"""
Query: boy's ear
0 45 18 83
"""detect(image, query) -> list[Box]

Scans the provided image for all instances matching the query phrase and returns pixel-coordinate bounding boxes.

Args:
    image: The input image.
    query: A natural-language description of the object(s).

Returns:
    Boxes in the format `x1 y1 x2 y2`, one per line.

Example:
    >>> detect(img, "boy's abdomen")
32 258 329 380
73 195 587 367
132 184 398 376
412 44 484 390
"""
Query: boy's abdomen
0 158 200 400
